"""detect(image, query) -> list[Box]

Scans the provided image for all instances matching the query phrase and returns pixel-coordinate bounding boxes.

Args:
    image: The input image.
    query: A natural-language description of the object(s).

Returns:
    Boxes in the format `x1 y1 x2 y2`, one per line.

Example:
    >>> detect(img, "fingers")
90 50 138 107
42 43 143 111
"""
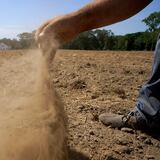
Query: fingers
35 20 61 63
35 20 51 44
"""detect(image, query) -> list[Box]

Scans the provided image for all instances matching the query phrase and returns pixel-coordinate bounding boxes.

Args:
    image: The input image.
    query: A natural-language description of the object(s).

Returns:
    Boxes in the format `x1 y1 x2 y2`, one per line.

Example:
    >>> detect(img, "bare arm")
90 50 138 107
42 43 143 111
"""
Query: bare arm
73 0 153 32
36 0 153 50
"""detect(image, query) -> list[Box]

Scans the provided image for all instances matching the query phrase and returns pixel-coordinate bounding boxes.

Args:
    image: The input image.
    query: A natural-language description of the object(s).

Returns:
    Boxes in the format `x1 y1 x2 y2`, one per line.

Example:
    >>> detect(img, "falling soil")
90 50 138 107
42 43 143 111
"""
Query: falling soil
0 50 66 160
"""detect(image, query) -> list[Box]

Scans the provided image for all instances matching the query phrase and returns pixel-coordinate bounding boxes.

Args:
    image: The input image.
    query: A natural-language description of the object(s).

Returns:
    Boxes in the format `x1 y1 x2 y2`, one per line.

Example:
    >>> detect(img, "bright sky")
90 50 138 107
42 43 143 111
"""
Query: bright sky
0 0 159 39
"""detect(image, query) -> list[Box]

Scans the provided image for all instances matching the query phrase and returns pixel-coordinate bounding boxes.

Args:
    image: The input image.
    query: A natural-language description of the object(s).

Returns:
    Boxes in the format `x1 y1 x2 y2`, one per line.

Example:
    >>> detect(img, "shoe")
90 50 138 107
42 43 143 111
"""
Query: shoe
99 111 147 129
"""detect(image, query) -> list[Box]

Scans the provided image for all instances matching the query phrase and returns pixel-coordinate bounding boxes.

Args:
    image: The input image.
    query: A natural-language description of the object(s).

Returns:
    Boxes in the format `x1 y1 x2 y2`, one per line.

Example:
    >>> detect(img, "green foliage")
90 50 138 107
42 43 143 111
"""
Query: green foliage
64 31 98 50
142 11 160 32
64 29 115 50
0 31 36 50
0 29 159 51
0 38 21 49
64 29 159 51
17 31 36 49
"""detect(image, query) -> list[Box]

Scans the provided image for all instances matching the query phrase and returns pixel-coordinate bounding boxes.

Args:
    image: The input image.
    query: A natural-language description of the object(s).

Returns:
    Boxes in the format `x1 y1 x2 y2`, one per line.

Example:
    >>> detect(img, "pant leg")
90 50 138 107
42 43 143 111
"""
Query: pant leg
135 34 160 125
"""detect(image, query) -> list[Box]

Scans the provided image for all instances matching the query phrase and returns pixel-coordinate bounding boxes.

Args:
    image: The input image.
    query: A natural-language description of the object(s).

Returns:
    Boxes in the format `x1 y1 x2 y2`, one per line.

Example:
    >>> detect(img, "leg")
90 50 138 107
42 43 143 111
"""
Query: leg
135 34 160 127
99 34 160 130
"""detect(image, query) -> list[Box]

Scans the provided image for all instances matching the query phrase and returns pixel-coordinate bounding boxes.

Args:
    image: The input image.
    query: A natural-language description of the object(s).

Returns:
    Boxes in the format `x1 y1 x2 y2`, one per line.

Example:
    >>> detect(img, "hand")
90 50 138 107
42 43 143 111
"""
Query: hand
35 17 62 61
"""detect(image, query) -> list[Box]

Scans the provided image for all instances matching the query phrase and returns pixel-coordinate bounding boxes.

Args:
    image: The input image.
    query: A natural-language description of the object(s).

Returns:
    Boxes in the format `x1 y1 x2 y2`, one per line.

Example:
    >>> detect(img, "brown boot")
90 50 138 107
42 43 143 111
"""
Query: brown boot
99 111 147 129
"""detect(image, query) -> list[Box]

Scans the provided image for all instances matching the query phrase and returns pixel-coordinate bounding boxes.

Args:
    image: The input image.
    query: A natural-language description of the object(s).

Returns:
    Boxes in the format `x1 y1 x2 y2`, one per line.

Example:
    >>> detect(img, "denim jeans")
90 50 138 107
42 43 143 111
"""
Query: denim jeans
136 34 160 126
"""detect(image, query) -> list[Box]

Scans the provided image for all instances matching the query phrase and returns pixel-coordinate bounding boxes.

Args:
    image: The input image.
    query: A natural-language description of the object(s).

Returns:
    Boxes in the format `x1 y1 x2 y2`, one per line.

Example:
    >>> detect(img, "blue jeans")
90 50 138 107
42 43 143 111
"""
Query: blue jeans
136 34 160 127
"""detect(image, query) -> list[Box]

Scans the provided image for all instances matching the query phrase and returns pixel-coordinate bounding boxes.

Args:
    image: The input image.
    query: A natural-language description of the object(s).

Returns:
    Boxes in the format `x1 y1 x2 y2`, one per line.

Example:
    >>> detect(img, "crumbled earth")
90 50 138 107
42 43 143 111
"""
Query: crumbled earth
1 50 160 160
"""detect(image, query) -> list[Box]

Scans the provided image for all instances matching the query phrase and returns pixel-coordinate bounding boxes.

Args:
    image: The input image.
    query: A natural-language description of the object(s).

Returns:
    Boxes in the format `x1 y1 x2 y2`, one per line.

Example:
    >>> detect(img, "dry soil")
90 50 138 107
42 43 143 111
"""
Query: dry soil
0 49 160 160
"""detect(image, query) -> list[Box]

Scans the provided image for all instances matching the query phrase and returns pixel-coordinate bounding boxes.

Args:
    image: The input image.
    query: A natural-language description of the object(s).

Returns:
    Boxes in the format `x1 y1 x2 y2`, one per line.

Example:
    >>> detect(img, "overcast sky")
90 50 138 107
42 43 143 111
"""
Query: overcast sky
0 0 159 39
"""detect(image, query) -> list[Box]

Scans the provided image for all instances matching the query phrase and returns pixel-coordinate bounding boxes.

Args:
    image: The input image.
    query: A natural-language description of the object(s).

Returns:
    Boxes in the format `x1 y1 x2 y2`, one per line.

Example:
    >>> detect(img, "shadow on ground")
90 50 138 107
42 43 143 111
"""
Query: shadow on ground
68 148 90 160
144 129 160 141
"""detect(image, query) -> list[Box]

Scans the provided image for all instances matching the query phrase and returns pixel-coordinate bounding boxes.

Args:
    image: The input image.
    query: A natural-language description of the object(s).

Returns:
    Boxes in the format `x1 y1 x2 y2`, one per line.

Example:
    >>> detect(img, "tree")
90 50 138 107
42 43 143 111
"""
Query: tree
142 11 160 50
17 32 35 49
142 11 160 32
64 29 115 50
94 29 115 50
64 30 99 50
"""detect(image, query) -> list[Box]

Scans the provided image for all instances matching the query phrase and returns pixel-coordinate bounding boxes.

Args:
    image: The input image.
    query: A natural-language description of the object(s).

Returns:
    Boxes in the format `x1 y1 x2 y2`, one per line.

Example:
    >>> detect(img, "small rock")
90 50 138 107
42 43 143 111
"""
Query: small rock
94 138 99 142
71 79 87 89
90 144 96 149
137 143 143 149
155 143 160 148
117 111 123 115
89 131 95 136
115 138 130 145
144 138 152 145
86 62 91 67
137 134 147 141
77 105 85 112
100 97 105 101
145 155 155 159
106 155 118 160
91 114 99 121
114 146 133 154
86 89 91 93
138 149 143 154
99 134 104 138
53 78 59 83
91 94 99 99
77 134 82 138
121 127 134 134
104 152 118 160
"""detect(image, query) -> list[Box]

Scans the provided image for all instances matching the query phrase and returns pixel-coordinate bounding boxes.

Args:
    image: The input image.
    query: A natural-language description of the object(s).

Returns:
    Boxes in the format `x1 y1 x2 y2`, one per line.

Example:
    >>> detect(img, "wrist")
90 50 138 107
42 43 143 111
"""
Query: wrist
47 14 80 44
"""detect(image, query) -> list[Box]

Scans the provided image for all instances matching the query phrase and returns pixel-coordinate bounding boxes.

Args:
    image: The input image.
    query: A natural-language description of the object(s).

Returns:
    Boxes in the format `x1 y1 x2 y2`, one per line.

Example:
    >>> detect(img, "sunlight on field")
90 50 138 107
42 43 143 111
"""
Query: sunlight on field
0 50 28 57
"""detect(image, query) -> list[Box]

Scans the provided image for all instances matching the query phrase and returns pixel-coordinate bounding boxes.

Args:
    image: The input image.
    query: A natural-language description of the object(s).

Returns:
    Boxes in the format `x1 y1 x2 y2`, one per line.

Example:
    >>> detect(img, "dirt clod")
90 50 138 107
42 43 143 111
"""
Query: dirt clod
121 128 134 134
145 155 155 159
71 79 87 89
144 138 152 145
114 146 133 154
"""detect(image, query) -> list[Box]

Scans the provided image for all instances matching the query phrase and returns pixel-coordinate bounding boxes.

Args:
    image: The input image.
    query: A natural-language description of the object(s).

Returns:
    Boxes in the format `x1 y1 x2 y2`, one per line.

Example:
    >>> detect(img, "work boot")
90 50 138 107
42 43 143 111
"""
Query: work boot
99 111 147 129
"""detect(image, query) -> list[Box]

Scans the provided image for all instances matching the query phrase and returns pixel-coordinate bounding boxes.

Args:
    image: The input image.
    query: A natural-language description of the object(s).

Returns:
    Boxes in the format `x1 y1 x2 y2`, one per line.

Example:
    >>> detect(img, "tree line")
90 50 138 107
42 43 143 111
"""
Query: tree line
0 31 36 49
0 11 159 51
64 11 160 51
63 29 159 51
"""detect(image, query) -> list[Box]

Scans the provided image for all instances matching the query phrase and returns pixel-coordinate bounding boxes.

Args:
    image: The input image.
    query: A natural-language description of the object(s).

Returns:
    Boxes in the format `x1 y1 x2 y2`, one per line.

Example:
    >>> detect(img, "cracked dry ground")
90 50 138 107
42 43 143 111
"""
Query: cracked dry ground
1 50 160 160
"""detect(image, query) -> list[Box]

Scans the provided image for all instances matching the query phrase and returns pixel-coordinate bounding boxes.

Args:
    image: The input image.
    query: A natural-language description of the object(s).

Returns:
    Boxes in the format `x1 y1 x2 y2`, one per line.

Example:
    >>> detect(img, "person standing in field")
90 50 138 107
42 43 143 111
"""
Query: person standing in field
37 0 160 130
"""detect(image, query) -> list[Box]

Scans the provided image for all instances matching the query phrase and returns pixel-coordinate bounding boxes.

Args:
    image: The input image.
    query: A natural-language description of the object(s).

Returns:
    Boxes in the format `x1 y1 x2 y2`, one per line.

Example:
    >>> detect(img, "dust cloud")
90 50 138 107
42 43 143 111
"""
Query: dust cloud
0 49 67 160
